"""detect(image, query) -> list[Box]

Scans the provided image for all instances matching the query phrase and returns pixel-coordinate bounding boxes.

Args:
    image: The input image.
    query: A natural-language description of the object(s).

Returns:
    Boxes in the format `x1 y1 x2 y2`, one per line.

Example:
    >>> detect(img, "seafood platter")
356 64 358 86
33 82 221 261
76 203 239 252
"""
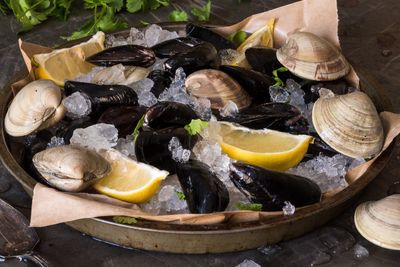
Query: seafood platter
0 21 395 253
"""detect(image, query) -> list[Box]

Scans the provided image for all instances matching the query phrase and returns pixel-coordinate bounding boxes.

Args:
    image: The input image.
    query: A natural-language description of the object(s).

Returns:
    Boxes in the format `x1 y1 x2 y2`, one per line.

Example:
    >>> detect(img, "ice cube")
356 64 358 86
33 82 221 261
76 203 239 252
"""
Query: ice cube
236 259 261 267
282 201 295 215
129 27 146 46
257 244 282 256
105 34 129 47
150 57 167 71
158 68 192 105
168 137 191 163
128 78 158 107
46 136 65 148
144 24 179 47
219 100 239 118
353 243 369 260
62 92 92 119
114 136 136 159
191 97 212 120
70 123 118 151
74 67 105 83
269 86 290 103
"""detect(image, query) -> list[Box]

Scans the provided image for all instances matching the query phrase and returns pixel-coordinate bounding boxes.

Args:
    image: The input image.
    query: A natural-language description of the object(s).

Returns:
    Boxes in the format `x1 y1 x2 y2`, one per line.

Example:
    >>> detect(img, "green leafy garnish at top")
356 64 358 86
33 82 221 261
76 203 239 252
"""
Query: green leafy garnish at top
228 31 248 46
176 191 186 200
169 10 189 22
272 67 288 87
132 115 145 141
184 119 209 136
235 202 263 211
113 216 138 225
126 0 170 13
191 0 211 22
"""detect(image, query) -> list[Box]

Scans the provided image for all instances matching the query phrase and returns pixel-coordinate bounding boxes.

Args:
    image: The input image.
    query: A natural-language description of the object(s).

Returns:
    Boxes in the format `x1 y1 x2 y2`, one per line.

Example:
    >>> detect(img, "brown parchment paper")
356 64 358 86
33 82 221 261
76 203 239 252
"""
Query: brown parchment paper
10 0 395 227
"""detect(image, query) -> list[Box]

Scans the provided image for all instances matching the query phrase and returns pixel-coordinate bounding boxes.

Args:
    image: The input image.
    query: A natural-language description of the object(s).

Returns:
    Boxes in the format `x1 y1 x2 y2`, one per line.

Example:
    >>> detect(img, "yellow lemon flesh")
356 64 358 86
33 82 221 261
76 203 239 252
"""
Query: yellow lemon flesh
33 31 105 86
94 150 169 203
217 122 313 171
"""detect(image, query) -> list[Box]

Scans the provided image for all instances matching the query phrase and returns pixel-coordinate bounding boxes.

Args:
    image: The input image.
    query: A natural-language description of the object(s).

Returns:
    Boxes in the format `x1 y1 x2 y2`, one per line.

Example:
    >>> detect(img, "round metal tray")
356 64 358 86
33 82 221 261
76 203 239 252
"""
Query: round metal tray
0 24 394 254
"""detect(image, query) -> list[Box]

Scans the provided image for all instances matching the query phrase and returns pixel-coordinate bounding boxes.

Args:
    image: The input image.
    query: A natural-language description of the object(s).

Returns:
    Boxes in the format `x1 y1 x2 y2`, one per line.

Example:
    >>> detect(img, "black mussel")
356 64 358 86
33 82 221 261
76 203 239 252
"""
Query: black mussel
220 65 273 102
176 160 229 213
151 37 204 58
135 127 198 173
98 106 147 137
300 79 351 104
164 42 220 75
147 70 172 98
302 135 338 161
144 102 198 130
229 162 321 211
64 81 138 110
86 45 156 67
186 23 236 50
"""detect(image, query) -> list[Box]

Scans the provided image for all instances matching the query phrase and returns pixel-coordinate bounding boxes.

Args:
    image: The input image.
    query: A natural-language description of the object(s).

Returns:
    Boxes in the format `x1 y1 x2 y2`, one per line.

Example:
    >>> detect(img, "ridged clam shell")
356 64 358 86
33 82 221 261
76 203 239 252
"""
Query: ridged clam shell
312 91 384 159
185 69 251 110
32 145 110 192
5 79 66 137
354 194 400 250
276 32 350 81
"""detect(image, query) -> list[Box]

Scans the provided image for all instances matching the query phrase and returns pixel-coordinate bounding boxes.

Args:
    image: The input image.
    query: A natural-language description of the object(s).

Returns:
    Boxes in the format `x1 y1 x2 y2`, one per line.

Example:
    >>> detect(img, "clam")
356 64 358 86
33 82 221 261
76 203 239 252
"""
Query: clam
32 145 111 192
354 194 400 250
185 69 252 110
5 79 66 137
312 91 384 159
276 32 350 81
92 64 150 85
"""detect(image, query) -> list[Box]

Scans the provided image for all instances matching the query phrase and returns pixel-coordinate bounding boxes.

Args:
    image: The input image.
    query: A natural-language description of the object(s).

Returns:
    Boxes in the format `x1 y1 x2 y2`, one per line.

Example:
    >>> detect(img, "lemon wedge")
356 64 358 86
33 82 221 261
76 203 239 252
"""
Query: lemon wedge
237 18 275 53
94 150 169 203
33 31 105 86
217 122 313 171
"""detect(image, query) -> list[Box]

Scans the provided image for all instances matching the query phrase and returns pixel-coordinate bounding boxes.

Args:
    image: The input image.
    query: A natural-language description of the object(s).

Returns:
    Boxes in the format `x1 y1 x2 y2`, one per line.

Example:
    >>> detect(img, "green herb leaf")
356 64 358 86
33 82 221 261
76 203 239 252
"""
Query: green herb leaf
235 202 263 211
176 191 186 200
126 0 170 13
96 6 128 32
169 10 188 22
113 216 138 225
126 0 143 13
228 30 248 46
132 115 145 141
140 20 150 26
184 119 209 136
272 67 288 87
191 0 211 22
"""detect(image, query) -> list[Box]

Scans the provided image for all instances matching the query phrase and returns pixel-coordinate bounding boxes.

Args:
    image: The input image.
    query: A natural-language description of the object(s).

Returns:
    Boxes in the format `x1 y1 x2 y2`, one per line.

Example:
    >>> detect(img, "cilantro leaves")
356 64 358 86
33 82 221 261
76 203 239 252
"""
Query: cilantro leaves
184 119 209 136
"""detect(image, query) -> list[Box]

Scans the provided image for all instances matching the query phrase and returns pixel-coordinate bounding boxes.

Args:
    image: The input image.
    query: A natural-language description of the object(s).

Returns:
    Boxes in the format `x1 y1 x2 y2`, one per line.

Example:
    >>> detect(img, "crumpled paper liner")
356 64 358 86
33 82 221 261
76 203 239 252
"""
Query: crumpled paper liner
7 0 396 227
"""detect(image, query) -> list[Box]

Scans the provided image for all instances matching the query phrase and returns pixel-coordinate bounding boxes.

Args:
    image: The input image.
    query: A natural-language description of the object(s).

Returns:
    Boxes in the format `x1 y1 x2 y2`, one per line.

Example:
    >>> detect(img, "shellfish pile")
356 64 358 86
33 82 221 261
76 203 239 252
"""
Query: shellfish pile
6 24 384 217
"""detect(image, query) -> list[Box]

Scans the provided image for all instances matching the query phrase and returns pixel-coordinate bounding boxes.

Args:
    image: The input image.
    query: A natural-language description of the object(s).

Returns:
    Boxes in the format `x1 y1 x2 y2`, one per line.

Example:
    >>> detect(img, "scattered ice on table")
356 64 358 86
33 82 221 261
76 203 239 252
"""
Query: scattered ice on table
257 244 282 256
318 88 335 98
46 136 65 148
310 251 332 266
73 66 105 83
282 201 295 216
236 259 261 267
318 226 356 255
62 92 92 119
128 78 157 107
168 137 191 163
219 100 239 118
114 136 136 159
144 24 179 47
150 57 167 71
70 123 118 150
219 49 241 65
353 243 369 260
269 85 290 103
288 154 354 193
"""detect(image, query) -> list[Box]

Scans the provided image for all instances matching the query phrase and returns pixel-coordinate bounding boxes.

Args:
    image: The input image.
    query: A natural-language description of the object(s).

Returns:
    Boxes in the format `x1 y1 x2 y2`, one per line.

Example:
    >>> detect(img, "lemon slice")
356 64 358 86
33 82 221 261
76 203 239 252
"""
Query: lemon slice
237 18 275 53
33 31 105 86
94 150 169 203
217 122 313 171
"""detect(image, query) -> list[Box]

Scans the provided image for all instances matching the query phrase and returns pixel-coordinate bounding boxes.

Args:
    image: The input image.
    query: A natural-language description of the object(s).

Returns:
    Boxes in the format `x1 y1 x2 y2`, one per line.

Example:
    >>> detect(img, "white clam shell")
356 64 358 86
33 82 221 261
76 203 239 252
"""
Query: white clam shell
32 145 111 192
5 79 66 137
354 194 400 250
312 91 384 159
277 32 350 81
92 64 150 85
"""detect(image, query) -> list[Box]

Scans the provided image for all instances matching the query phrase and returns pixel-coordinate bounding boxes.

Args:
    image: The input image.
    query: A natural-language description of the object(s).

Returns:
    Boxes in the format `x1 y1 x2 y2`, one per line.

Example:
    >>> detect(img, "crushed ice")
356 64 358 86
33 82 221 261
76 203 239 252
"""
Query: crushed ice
353 243 369 260
46 136 65 148
128 78 157 107
70 123 118 151
62 92 92 119
282 201 295 216
114 135 136 159
219 100 239 118
168 137 191 163
257 244 282 255
236 259 261 267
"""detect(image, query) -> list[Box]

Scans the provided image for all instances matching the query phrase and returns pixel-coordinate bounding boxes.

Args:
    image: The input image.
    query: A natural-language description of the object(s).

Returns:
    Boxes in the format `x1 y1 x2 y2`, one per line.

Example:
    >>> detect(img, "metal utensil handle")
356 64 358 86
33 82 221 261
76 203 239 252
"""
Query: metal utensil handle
19 251 51 267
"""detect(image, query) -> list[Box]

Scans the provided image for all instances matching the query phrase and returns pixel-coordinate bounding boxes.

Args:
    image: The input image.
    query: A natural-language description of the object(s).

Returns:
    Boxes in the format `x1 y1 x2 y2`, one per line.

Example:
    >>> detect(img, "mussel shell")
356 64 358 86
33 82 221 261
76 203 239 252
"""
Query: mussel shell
135 128 198 174
229 162 321 211
86 45 156 67
98 106 147 137
176 160 229 213
151 37 203 58
147 70 172 98
245 47 280 74
219 65 273 102
144 102 198 130
164 42 220 76
300 79 351 104
64 81 138 110
186 23 236 50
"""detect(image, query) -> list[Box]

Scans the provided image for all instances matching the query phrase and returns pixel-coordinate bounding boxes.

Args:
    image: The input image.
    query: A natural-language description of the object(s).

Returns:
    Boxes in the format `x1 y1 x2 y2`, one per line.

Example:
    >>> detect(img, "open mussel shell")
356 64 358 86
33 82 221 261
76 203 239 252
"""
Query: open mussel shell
144 102 198 130
164 42 220 76
5 79 66 137
277 32 350 81
312 91 384 159
185 69 252 111
32 145 111 192
229 162 321 211
176 160 229 213
354 194 400 250
135 128 198 174
87 45 156 67
92 64 150 85
186 23 235 50
147 70 172 98
245 47 281 74
151 37 203 58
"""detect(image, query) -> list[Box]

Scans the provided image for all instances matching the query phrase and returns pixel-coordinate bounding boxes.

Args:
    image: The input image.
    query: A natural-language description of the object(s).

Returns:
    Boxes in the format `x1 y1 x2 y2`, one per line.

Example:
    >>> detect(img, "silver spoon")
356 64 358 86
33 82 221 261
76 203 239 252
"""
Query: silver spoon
0 198 50 266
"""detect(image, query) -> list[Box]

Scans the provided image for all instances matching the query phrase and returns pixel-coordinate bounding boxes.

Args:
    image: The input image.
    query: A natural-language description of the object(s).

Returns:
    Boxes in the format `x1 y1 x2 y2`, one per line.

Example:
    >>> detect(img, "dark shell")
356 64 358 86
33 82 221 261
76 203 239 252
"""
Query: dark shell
176 160 229 213
302 135 338 161
164 42 220 76
300 79 351 104
98 106 147 137
186 23 236 50
64 81 138 110
135 127 198 174
144 102 198 130
86 45 156 67
147 70 172 98
151 37 204 58
219 65 274 102
229 162 321 211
